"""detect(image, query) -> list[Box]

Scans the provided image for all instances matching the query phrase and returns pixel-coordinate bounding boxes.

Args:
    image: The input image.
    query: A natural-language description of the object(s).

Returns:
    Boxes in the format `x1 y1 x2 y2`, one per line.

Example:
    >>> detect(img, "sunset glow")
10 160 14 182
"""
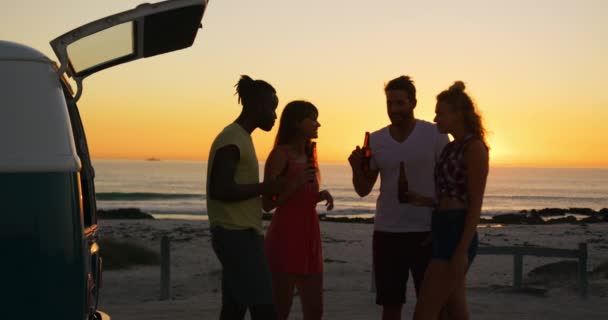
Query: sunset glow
2 0 606 167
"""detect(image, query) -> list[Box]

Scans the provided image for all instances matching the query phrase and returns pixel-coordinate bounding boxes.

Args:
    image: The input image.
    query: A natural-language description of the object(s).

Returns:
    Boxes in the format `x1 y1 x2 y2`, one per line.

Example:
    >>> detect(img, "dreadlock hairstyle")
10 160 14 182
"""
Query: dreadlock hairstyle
234 75 276 109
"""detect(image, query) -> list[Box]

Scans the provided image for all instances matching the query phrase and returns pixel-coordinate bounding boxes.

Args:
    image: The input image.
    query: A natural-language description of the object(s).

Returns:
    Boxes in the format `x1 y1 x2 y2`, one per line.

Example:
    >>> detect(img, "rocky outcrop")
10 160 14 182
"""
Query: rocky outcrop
98 208 155 220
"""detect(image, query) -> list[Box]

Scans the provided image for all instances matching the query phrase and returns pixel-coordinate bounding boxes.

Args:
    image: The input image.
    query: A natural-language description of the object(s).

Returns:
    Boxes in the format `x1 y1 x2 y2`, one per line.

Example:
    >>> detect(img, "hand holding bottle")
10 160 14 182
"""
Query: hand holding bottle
348 132 372 173
361 132 372 172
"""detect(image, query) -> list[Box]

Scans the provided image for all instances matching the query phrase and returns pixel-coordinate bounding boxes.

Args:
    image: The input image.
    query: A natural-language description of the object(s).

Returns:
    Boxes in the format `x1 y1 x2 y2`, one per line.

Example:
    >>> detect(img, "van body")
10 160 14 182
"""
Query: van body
0 1 208 319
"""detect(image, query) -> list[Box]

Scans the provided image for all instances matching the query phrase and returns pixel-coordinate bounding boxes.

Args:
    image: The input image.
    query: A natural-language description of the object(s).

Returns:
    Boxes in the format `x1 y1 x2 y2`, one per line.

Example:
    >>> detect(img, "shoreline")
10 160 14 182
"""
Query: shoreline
98 207 608 225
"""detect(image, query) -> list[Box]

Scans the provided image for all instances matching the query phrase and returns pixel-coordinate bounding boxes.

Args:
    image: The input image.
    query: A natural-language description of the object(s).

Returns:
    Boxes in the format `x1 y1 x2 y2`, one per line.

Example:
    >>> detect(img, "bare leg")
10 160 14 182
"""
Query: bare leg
413 260 460 320
295 273 323 320
271 273 296 320
444 277 469 320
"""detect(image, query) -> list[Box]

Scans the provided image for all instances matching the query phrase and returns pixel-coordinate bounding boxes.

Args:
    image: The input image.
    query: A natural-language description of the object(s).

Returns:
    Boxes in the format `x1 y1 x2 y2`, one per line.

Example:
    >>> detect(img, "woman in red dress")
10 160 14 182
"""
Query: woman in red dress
263 100 334 320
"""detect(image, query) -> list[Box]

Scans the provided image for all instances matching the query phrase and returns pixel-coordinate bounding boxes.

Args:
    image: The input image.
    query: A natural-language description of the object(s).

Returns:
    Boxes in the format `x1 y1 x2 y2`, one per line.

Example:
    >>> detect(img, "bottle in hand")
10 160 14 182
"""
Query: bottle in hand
398 161 409 203
306 142 317 183
361 132 371 172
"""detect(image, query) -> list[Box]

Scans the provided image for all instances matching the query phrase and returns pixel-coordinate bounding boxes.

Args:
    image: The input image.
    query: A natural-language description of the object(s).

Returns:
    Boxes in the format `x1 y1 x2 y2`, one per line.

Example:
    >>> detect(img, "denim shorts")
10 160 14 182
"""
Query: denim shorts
431 209 478 269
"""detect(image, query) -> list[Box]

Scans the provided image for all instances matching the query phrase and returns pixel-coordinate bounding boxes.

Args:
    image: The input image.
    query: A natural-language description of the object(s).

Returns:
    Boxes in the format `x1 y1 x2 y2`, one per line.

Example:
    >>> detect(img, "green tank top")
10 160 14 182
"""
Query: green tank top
207 123 263 233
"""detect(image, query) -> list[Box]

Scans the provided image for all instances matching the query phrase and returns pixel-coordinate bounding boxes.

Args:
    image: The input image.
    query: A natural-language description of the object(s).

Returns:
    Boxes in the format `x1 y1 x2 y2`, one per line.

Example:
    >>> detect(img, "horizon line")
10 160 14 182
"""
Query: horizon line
90 157 608 169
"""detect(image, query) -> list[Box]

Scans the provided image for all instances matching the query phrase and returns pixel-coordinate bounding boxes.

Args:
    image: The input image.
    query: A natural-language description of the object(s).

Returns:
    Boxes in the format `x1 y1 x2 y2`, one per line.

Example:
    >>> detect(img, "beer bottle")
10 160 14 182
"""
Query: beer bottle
398 161 409 203
361 132 371 172
307 142 317 183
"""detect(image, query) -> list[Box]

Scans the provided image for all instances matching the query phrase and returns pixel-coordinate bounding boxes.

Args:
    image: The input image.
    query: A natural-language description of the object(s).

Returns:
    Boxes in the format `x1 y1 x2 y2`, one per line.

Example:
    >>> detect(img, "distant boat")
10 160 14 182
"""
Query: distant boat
146 158 161 161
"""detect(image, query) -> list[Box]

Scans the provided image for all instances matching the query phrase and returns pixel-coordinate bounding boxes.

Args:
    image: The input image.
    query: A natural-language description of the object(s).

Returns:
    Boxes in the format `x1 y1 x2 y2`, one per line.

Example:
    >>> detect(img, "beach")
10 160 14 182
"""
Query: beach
97 218 608 319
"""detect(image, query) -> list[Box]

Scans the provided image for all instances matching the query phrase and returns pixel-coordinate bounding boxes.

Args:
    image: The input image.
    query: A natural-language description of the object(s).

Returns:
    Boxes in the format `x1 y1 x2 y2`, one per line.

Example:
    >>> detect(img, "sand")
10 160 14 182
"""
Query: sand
97 219 608 319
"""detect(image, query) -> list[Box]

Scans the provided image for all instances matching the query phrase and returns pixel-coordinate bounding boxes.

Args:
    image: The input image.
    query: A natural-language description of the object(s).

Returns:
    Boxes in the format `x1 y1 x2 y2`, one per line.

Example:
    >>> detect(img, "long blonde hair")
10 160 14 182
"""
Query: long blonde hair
437 81 489 148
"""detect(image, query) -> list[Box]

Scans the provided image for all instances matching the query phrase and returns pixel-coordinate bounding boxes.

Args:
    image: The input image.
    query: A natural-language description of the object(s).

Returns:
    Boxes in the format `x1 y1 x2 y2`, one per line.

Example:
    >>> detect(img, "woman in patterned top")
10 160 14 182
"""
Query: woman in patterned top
408 81 489 320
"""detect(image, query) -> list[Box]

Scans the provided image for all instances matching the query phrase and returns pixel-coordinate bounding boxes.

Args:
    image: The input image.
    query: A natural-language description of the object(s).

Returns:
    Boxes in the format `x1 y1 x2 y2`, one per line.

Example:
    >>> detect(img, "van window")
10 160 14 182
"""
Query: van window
67 22 134 74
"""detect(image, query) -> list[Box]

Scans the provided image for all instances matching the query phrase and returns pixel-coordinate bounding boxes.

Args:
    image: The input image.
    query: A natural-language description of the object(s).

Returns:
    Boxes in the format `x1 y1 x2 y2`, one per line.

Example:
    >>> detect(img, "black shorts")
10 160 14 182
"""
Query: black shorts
372 231 431 305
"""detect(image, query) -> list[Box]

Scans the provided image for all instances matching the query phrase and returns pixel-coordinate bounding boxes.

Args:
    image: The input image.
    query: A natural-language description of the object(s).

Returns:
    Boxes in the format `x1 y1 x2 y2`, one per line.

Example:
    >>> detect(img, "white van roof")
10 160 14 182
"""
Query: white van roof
0 41 81 173
0 41 50 62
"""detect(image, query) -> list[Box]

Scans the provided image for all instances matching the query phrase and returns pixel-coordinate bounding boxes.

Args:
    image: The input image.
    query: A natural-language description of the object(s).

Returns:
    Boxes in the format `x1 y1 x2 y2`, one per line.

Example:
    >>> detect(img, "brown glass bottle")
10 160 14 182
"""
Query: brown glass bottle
398 161 409 203
361 132 371 172
307 142 317 183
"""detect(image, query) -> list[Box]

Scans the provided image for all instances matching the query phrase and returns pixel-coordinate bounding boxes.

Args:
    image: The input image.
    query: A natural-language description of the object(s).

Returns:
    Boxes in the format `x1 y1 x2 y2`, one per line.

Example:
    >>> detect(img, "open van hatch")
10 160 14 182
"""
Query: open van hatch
50 0 208 101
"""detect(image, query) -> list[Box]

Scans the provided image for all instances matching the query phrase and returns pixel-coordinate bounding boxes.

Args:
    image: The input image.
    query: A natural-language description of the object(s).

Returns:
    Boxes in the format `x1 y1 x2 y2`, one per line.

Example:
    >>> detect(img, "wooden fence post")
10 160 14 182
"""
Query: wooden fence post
513 253 523 289
160 234 170 300
578 242 588 299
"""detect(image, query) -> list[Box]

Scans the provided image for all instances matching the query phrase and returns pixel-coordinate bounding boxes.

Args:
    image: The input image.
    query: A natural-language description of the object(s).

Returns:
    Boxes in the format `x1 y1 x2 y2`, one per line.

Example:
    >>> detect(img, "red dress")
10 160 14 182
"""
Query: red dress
265 147 323 274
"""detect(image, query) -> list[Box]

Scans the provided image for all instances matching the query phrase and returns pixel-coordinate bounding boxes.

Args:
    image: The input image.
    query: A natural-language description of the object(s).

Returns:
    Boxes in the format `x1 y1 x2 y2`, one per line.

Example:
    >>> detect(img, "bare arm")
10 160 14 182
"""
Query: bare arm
262 148 314 212
349 146 378 197
208 145 269 202
454 140 489 257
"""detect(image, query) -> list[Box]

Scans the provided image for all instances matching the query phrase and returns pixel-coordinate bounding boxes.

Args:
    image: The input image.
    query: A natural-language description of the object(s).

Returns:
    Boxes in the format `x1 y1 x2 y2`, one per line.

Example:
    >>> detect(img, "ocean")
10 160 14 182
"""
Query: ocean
93 159 608 219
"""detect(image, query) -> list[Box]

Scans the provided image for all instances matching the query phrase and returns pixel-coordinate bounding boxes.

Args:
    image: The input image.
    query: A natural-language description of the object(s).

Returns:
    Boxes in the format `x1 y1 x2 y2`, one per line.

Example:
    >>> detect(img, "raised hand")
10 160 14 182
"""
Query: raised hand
348 146 364 170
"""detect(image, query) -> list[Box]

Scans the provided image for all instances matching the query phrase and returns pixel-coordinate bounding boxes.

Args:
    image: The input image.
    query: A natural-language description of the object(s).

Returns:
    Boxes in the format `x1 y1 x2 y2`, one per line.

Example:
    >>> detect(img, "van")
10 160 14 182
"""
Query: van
0 1 208 319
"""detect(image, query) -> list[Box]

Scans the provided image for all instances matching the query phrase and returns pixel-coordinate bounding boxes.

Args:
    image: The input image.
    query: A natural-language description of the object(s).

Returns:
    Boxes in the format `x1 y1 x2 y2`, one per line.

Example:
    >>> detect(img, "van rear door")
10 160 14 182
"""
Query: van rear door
50 0 208 100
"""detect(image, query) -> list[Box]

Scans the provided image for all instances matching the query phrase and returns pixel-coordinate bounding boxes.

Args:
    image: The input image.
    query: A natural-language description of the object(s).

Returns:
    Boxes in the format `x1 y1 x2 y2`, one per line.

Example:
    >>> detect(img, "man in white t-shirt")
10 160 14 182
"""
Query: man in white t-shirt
349 75 449 320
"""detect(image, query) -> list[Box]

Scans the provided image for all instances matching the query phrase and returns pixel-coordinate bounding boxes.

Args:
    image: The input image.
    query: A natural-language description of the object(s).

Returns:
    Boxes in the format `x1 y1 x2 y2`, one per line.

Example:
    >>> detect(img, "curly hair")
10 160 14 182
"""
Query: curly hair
437 81 489 148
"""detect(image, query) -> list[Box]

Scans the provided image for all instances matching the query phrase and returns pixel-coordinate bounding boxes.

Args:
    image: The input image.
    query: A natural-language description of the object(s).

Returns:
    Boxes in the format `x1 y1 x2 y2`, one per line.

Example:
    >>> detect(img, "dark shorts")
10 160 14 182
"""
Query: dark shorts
372 231 431 305
211 226 274 306
431 209 479 269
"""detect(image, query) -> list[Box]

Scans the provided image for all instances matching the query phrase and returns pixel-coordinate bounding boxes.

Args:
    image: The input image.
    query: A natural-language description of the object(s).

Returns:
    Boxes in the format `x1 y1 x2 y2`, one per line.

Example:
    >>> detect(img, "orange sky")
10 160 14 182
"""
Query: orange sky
2 0 607 167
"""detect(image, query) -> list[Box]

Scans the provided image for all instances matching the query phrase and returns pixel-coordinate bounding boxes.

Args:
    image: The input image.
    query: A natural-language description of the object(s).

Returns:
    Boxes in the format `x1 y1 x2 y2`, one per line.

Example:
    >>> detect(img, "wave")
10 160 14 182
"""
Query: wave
97 192 203 201
485 195 607 202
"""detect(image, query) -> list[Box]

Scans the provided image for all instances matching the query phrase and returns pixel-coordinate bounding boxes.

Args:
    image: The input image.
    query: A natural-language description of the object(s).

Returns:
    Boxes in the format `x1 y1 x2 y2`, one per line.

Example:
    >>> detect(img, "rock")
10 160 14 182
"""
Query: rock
491 213 526 224
98 208 155 219
546 216 578 224
580 214 604 224
536 208 567 217
568 208 596 216
323 216 374 224
523 212 545 224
